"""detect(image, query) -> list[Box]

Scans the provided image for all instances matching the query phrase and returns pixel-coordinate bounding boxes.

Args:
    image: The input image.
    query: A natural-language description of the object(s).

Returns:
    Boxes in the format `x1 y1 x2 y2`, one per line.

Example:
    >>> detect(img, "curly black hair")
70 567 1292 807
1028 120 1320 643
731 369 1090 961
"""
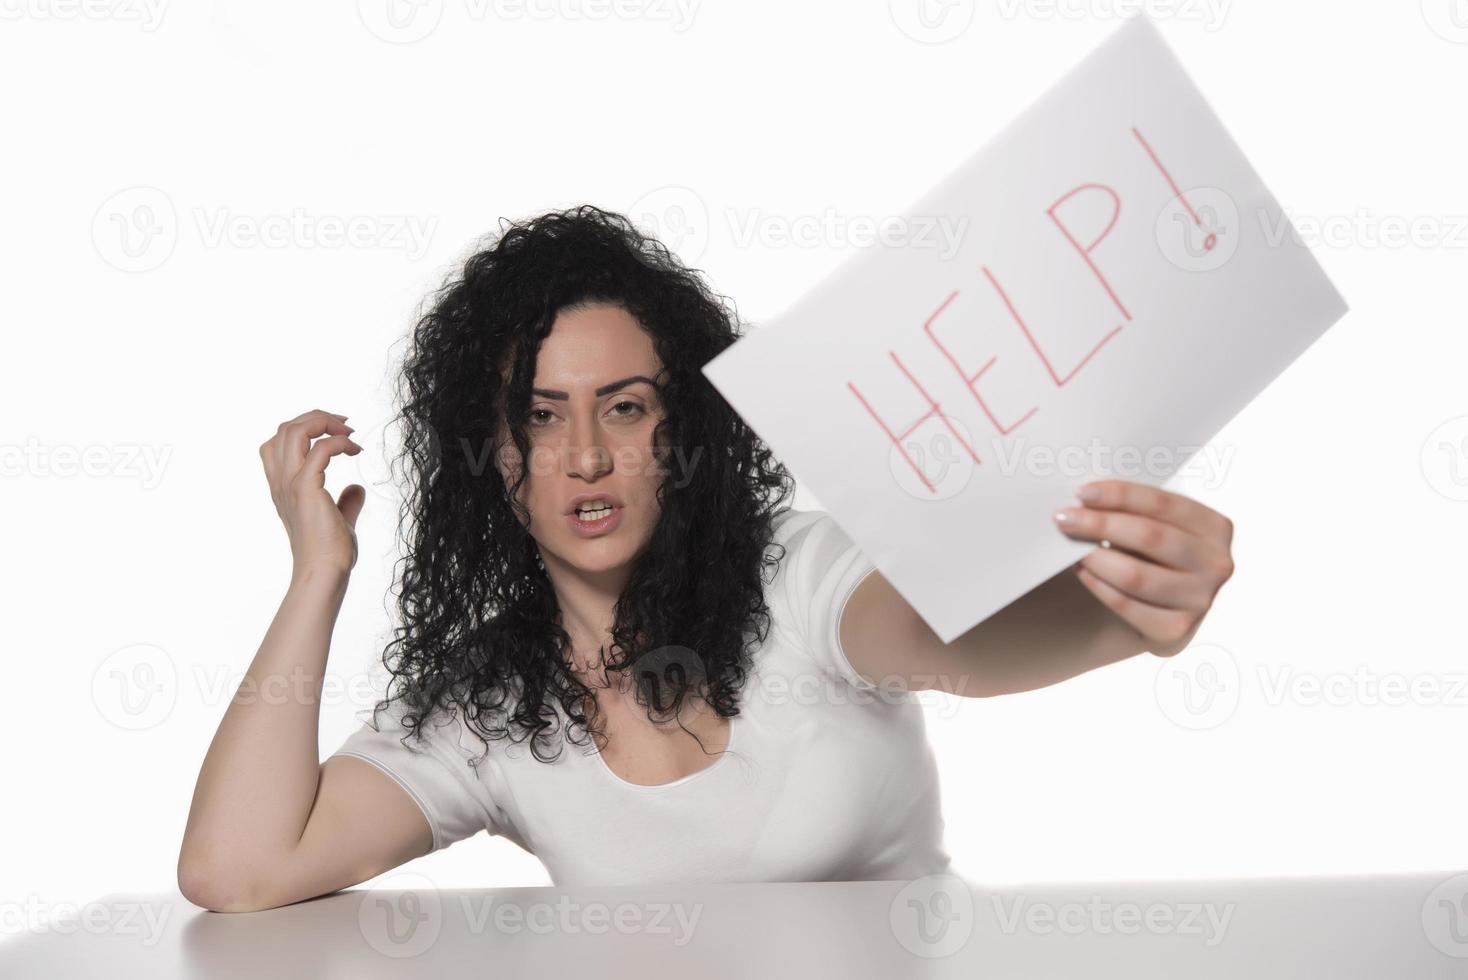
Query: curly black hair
367 204 795 768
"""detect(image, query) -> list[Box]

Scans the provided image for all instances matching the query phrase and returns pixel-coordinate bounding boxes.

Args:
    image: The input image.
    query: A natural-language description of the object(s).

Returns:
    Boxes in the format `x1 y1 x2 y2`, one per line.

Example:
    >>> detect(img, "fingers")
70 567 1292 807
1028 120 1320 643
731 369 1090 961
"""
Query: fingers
1077 479 1233 545
337 484 367 530
259 409 352 489
1077 545 1214 611
279 410 353 478
298 434 363 489
1054 505 1202 572
1075 563 1201 649
1060 480 1232 653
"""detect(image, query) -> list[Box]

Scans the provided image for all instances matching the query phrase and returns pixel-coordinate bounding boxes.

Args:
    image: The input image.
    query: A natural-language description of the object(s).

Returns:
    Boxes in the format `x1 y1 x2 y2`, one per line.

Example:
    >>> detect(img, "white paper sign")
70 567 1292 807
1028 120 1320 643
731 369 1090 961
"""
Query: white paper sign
702 16 1348 643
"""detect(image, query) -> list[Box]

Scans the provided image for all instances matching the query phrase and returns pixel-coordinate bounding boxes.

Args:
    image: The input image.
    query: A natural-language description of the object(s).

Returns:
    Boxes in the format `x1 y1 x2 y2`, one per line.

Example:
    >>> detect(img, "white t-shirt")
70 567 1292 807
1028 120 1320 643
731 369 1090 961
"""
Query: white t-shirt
329 507 952 886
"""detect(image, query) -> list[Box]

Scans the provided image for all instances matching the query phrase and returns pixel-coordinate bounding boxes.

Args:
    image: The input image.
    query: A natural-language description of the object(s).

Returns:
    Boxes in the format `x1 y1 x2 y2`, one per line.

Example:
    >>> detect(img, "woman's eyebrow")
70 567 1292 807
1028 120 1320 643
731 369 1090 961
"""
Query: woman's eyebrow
531 375 660 400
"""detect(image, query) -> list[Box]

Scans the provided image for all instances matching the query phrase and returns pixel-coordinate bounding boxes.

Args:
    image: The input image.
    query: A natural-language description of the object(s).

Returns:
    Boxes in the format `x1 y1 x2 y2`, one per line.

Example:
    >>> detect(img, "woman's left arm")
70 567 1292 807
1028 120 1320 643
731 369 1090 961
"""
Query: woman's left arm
837 479 1236 697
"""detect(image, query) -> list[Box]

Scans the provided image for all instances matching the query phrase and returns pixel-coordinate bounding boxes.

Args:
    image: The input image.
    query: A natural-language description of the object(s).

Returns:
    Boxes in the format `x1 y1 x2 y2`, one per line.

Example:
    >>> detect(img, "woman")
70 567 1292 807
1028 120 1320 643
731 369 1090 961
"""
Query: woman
177 206 1235 911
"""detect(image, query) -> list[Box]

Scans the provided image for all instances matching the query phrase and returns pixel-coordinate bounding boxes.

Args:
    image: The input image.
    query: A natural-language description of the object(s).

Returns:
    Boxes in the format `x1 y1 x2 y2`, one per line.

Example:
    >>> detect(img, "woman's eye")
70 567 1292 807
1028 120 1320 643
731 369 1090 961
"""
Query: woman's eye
609 400 643 419
529 409 555 425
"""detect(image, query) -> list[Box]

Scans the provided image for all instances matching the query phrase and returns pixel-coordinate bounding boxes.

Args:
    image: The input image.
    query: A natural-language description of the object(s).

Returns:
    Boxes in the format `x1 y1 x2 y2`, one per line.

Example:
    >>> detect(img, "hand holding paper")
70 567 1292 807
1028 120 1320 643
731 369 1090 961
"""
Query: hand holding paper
703 15 1347 643
1056 478 1235 658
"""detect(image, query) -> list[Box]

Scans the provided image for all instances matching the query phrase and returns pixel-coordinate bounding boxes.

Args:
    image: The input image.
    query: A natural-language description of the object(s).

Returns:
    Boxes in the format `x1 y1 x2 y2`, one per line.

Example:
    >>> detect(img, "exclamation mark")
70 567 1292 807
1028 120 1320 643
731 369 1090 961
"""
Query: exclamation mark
1132 126 1216 252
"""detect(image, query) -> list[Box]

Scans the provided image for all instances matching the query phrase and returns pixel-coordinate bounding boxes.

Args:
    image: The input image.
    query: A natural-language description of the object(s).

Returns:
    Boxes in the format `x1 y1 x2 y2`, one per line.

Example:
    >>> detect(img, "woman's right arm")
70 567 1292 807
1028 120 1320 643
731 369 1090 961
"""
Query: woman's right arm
176 409 433 913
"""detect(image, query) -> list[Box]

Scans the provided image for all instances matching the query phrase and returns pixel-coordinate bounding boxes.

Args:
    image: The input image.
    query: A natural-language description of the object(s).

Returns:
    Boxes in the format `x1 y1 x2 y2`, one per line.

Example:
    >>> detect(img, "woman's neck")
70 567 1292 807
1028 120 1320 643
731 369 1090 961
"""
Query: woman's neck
540 551 631 675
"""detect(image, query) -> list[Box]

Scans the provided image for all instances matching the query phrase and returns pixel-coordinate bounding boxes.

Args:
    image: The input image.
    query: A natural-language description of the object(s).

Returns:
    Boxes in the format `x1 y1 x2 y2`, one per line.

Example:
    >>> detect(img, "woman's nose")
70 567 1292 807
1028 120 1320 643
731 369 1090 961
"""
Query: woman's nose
565 419 613 479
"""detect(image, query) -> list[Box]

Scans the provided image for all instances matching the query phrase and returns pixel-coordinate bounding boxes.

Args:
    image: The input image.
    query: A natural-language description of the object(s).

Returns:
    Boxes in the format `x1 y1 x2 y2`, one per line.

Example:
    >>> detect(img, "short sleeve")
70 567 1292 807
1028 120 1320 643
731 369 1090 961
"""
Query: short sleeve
772 509 880 691
328 697 505 852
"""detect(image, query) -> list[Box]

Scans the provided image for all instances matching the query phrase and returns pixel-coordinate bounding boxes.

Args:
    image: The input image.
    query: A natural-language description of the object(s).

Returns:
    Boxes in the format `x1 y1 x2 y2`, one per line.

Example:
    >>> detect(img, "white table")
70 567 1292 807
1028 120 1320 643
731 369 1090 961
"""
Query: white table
4 871 1465 977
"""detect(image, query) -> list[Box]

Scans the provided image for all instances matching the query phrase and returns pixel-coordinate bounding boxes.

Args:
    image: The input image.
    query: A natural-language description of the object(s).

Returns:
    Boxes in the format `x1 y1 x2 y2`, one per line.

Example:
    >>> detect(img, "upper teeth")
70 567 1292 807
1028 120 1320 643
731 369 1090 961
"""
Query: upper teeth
577 503 612 518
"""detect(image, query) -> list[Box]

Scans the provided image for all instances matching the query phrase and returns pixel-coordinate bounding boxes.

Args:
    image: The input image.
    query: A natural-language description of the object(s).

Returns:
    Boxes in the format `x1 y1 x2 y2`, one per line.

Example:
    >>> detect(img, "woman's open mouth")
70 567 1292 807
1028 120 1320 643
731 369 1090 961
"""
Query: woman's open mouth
567 503 623 537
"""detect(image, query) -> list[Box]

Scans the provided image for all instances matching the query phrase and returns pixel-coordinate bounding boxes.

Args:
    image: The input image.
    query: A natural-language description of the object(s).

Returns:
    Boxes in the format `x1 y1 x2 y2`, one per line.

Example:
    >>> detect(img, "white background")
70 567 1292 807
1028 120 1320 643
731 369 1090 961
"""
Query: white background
3 0 1465 932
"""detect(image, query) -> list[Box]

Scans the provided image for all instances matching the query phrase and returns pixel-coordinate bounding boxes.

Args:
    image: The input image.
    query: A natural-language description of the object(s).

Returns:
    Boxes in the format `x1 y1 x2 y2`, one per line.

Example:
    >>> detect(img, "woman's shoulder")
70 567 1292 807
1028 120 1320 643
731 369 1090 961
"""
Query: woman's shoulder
346 686 504 771
762 506 881 690
767 506 867 580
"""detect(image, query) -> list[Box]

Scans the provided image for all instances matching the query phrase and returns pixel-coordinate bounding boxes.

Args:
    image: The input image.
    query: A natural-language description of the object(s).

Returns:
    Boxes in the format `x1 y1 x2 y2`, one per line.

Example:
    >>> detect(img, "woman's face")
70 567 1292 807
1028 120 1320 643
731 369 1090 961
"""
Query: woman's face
495 301 667 578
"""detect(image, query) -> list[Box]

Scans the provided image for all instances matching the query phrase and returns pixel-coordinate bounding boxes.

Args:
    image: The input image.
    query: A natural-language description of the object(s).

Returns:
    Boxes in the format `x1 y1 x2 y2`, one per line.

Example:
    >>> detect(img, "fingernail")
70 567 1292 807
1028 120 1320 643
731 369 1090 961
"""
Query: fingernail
1078 484 1101 503
1053 508 1076 523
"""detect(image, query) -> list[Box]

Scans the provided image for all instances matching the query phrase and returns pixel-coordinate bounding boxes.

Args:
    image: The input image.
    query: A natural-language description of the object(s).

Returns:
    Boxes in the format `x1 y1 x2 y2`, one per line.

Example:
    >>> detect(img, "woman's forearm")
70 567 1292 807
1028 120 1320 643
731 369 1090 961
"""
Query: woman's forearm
177 564 350 888
948 566 1159 696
